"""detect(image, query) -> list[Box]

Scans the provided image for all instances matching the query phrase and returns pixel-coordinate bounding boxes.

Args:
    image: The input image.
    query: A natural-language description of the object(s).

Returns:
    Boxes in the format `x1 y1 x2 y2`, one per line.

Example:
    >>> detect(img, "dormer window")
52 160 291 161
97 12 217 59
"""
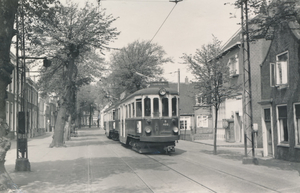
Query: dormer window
228 54 239 77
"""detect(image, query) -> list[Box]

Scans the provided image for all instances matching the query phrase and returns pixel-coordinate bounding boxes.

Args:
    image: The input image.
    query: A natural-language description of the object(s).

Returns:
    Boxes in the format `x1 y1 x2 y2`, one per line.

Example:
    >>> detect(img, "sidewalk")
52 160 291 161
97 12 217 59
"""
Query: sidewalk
191 139 300 175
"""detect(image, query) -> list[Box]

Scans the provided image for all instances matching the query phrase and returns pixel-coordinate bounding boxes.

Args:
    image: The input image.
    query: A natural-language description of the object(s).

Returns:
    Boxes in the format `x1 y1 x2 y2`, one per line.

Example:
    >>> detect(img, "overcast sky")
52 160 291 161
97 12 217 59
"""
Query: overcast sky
72 0 241 83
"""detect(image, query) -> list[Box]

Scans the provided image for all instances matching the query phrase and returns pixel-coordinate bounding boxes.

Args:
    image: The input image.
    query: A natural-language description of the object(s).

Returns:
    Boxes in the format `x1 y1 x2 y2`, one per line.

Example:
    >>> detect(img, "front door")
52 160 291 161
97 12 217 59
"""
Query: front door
264 108 273 157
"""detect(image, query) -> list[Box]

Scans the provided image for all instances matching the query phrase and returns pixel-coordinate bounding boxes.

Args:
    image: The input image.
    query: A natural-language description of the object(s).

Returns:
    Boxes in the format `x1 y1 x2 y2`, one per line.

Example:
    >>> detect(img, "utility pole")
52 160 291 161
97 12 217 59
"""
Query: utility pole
241 0 257 165
15 0 30 171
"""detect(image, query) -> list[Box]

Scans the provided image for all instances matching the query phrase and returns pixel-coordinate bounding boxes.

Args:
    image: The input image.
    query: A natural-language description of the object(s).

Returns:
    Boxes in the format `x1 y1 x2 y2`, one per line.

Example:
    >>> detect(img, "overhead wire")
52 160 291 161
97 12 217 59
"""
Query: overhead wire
150 3 178 42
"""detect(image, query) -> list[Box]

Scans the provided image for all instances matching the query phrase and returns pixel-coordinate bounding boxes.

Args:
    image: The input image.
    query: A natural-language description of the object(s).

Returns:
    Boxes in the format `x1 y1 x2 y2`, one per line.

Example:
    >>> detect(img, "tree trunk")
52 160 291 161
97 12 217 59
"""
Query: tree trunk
0 0 20 191
50 101 67 147
213 106 218 155
50 55 77 147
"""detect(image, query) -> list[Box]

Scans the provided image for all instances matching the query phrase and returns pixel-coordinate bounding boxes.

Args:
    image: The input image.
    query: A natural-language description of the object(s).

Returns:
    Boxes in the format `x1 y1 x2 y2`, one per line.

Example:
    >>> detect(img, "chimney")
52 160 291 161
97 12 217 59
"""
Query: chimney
185 76 189 84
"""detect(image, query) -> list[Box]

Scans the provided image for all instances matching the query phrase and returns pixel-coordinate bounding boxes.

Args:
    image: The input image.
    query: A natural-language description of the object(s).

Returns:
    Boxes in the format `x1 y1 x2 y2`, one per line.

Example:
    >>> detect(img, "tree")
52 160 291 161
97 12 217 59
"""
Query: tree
26 2 119 147
107 40 171 98
0 0 57 191
182 37 240 155
234 0 300 40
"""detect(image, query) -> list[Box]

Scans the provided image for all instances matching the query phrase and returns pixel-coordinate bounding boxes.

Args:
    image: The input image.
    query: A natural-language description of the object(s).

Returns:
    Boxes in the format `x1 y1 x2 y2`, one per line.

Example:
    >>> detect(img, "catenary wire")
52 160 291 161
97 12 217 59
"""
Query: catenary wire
150 2 178 42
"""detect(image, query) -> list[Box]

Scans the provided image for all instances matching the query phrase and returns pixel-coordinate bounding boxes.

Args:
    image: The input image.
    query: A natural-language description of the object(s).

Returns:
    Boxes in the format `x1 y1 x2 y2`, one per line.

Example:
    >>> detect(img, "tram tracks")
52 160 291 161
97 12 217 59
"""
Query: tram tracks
102 140 155 193
146 153 280 193
101 138 280 193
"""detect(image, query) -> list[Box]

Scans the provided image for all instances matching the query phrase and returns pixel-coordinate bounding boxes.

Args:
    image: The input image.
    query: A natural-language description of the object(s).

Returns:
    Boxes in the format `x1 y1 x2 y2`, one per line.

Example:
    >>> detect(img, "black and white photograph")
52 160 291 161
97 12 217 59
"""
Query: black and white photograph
0 0 300 192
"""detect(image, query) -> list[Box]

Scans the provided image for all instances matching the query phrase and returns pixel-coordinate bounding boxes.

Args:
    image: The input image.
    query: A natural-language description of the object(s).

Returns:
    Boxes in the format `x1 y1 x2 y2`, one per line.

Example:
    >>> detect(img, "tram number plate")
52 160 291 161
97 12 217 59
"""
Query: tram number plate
162 120 169 127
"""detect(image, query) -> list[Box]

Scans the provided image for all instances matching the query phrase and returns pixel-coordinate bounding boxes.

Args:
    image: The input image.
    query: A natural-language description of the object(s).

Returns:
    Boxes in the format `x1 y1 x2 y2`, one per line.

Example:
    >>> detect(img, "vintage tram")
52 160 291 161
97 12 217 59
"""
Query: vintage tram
103 82 180 154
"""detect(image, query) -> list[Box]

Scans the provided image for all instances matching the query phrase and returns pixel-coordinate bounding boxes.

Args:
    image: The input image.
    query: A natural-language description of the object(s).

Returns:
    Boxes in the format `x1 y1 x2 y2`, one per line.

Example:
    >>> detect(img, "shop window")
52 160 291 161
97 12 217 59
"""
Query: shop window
162 98 169 117
277 105 288 143
144 98 151 117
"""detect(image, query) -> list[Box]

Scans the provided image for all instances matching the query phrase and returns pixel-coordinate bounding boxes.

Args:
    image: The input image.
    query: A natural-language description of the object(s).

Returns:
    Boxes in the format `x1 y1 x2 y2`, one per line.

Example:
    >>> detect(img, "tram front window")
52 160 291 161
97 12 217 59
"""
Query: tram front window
144 98 151 116
136 99 142 117
172 97 177 116
162 98 169 117
154 98 159 117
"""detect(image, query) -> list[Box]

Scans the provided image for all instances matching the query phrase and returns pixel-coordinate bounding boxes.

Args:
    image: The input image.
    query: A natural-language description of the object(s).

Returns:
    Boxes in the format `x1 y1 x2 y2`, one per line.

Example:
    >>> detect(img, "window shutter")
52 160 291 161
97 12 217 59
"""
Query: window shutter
270 63 275 87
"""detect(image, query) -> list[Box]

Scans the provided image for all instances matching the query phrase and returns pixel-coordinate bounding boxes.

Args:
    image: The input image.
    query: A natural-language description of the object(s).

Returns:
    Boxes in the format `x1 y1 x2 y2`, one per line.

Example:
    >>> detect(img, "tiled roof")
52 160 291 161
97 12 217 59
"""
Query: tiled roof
221 29 241 54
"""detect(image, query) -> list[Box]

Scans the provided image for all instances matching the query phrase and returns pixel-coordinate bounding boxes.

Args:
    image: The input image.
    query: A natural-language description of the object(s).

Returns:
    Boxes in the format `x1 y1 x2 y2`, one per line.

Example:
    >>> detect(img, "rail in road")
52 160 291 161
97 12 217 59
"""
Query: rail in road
6 127 299 193
80 127 297 193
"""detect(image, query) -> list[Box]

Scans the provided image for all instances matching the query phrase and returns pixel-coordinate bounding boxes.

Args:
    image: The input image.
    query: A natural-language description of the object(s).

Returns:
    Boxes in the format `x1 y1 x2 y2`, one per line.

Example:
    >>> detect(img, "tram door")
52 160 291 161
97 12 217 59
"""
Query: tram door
123 105 126 138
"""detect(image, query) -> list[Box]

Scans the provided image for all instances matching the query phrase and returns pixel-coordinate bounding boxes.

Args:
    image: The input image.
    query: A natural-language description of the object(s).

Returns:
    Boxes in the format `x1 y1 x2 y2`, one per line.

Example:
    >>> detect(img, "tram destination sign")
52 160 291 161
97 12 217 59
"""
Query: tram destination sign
150 81 169 88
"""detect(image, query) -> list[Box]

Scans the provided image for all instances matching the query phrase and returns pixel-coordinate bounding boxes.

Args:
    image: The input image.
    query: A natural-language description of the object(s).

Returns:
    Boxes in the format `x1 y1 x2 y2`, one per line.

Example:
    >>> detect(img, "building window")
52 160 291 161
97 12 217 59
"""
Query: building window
6 102 9 125
271 52 288 87
228 54 239 76
180 120 187 129
277 105 288 143
197 115 208 127
294 104 300 145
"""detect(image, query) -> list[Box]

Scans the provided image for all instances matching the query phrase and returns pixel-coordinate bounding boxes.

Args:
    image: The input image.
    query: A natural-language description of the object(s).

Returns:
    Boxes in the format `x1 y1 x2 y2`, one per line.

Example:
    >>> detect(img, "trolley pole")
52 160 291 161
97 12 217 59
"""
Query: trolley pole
241 0 257 165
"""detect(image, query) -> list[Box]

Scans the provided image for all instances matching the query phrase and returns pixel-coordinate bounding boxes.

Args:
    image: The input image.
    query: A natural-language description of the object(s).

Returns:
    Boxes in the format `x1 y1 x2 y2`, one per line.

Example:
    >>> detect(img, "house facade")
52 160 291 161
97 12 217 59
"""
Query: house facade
260 21 300 161
170 78 196 141
194 30 271 147
5 52 57 139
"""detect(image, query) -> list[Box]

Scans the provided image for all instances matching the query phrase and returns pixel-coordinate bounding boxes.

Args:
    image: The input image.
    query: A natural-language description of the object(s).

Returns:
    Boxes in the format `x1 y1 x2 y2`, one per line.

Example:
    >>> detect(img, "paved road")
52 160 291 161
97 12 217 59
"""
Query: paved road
4 127 300 193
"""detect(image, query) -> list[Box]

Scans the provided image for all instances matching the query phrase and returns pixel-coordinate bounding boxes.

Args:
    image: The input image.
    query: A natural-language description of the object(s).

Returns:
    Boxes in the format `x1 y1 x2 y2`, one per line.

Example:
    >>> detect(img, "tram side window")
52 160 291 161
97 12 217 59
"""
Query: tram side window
144 98 151 116
172 97 177 116
136 99 142 117
129 104 131 118
132 102 135 117
154 98 159 117
162 98 169 117
113 111 115 120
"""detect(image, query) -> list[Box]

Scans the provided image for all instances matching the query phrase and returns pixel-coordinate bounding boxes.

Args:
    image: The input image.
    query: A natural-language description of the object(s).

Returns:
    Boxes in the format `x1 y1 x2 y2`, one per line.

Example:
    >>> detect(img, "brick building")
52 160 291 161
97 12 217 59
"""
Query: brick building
260 21 300 161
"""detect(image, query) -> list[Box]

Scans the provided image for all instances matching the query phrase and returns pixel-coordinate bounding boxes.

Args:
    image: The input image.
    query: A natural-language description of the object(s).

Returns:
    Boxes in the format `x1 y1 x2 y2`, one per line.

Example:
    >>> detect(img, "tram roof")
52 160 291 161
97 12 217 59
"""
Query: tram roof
124 87 178 101
104 86 179 112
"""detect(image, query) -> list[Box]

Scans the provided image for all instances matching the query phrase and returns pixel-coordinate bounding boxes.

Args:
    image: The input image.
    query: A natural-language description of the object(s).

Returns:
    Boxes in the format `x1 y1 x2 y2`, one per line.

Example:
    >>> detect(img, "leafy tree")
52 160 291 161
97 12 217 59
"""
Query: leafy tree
26 2 119 147
0 0 57 190
182 37 239 155
107 40 171 98
234 0 300 40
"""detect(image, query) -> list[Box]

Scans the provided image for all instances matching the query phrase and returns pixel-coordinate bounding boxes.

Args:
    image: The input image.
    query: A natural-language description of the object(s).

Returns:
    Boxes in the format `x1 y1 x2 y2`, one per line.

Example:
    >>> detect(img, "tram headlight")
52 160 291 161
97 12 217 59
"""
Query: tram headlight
145 126 152 134
158 88 167 96
173 126 179 133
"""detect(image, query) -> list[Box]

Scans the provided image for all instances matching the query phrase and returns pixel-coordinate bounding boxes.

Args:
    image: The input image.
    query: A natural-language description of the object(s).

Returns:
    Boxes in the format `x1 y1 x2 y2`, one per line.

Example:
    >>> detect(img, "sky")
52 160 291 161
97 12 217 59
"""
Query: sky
71 0 241 83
